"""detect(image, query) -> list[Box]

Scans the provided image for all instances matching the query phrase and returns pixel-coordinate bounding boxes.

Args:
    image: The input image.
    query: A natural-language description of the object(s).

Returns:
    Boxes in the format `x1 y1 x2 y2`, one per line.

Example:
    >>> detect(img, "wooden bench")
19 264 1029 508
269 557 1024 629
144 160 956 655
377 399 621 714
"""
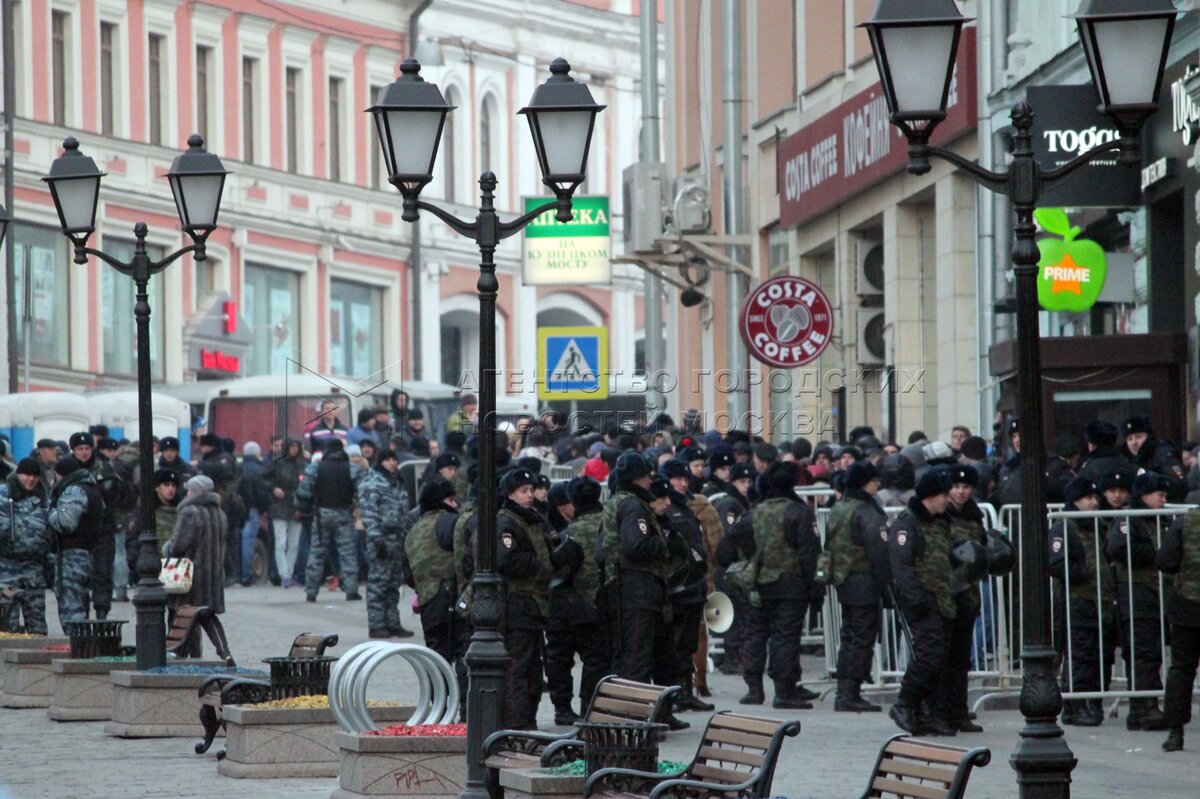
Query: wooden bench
483 676 680 799
195 632 338 756
584 712 800 799
859 734 991 799
167 605 235 664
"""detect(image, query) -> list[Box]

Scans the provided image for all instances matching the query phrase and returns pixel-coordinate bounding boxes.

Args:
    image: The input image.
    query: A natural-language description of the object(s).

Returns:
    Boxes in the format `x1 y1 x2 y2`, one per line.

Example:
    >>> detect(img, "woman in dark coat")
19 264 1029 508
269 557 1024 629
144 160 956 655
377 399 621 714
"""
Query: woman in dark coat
165 475 227 617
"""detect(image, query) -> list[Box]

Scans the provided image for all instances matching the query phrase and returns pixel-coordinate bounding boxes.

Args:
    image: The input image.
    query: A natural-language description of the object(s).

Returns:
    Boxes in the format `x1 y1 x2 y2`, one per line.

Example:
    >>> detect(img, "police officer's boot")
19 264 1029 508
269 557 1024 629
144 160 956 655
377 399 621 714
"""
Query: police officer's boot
835 680 881 713
554 705 580 726
1128 699 1168 731
1060 699 1082 726
739 674 765 705
662 711 690 731
719 644 742 674
1163 727 1184 752
1077 700 1104 727
675 684 715 712
889 699 925 735
772 680 813 710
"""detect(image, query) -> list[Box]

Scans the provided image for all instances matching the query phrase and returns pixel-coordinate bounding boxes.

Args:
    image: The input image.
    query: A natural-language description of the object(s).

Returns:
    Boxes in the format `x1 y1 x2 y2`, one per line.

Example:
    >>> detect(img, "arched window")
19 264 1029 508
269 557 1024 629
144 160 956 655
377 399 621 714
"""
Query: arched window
480 95 496 173
443 87 458 202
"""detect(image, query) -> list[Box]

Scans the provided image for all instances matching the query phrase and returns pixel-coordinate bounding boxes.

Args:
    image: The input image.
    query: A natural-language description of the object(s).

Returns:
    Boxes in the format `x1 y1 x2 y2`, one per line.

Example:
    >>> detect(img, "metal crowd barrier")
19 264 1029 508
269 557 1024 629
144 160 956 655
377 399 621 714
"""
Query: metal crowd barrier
328 641 459 732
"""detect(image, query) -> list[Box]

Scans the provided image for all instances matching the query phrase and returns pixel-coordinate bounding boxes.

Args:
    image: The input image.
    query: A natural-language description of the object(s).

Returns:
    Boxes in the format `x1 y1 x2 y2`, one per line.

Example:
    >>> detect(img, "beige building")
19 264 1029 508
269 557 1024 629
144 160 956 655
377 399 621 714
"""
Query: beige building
661 0 983 444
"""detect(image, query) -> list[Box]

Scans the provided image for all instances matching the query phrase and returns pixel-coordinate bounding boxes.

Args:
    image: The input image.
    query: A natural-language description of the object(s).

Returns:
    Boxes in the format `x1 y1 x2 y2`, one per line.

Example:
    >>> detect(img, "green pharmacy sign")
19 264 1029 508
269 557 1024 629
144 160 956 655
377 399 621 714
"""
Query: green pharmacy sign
523 195 611 286
1035 207 1107 313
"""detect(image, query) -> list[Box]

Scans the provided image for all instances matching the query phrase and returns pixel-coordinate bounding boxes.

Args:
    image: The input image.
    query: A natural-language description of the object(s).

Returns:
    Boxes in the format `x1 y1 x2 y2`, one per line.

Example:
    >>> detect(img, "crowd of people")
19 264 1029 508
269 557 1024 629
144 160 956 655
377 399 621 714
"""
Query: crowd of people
1 398 1199 753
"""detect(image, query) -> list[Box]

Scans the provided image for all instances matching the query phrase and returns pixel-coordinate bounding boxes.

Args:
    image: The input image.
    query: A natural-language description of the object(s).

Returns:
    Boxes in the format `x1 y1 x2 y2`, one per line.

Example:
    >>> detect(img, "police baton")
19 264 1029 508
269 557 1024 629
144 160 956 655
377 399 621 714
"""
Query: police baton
885 586 916 652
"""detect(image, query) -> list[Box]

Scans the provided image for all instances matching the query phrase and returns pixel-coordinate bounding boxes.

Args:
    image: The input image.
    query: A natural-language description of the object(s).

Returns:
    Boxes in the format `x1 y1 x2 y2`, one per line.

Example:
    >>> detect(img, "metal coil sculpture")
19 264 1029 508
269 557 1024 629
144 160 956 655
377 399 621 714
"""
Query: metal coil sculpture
328 641 459 732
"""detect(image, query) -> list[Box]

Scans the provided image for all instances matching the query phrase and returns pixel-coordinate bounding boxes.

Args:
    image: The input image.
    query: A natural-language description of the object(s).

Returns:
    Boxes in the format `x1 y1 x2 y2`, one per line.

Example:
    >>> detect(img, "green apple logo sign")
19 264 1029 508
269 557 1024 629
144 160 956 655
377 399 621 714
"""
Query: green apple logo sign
1035 207 1107 313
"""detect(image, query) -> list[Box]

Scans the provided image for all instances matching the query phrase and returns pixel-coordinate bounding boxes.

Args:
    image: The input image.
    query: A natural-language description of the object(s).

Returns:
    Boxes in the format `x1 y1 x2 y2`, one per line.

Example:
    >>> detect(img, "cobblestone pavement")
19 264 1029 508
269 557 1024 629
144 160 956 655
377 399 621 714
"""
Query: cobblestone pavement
1 585 1198 798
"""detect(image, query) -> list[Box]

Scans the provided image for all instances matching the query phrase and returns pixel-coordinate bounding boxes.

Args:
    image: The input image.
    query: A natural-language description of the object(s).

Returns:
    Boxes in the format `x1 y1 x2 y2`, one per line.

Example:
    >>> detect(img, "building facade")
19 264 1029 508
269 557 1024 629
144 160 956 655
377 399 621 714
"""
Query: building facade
662 0 982 443
1 0 652 410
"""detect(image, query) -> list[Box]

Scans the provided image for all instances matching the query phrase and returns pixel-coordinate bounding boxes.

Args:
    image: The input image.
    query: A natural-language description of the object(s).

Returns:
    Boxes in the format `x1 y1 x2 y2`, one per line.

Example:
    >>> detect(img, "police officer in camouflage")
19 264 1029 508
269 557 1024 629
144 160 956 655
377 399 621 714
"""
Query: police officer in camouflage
1049 478 1113 727
1157 503 1200 751
1105 472 1168 731
0 458 52 633
941 464 989 733
406 478 467 705
496 467 555 730
544 476 608 725
600 452 674 689
826 461 890 713
358 448 412 637
888 467 956 735
730 461 821 710
298 439 363 602
48 456 106 629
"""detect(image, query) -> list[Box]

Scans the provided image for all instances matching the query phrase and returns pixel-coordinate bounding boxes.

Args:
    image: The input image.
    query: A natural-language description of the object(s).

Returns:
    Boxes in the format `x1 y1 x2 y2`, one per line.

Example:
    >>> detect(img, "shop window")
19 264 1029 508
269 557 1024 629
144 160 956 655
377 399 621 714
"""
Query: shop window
329 279 383 377
12 224 70 367
101 237 166 378
244 263 299 375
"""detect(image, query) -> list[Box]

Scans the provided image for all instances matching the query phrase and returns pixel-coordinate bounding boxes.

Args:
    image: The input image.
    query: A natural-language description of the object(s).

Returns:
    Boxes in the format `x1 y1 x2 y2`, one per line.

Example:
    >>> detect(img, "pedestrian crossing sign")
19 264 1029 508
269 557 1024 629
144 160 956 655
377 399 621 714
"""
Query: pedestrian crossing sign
537 326 608 400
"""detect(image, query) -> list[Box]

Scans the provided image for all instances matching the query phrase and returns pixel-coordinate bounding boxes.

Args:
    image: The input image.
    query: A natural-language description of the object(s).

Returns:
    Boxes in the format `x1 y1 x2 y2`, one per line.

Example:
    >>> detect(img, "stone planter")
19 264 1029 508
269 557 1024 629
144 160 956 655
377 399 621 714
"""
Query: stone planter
0 649 64 707
499 768 586 799
48 658 139 721
103 664 236 738
332 732 468 799
0 637 69 690
217 704 414 779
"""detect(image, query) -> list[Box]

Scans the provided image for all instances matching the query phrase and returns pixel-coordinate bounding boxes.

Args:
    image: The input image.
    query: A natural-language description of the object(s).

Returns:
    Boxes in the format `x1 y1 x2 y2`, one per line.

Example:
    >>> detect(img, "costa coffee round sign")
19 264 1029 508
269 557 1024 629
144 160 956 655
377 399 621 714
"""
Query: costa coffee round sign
739 276 833 368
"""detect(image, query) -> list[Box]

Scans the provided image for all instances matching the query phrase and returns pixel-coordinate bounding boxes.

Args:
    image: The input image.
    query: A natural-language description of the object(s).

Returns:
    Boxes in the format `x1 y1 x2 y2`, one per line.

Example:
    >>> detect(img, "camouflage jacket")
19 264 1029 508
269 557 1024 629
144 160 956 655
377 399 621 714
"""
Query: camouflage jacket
0 476 51 562
405 509 458 608
889 497 956 620
1157 510 1200 621
357 467 409 542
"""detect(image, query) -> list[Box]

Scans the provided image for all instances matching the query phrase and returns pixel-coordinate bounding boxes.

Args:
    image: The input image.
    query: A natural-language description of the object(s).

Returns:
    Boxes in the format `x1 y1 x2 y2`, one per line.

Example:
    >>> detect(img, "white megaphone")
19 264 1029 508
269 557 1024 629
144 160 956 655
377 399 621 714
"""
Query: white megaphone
704 591 734 634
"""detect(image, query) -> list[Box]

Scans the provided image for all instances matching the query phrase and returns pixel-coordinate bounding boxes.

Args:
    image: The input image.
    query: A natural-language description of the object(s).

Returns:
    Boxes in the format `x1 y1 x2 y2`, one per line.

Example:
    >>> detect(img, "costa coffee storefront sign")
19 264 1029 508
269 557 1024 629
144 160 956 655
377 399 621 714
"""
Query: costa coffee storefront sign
778 28 977 229
739 276 833 368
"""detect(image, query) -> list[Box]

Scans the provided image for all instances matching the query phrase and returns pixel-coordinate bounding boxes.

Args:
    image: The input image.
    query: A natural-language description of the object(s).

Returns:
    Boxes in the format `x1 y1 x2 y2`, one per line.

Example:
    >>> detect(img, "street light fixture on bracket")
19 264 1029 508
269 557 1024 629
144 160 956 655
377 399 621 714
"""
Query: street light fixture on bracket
862 1 1175 797
43 134 230 671
369 57 603 799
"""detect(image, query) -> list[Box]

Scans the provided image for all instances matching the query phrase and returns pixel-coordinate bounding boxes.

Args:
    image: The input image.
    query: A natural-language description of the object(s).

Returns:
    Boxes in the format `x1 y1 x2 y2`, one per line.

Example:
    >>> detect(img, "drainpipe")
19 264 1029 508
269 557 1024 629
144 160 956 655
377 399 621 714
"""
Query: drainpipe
722 0 748 426
4 0 15 393
407 0 433 382
640 0 665 418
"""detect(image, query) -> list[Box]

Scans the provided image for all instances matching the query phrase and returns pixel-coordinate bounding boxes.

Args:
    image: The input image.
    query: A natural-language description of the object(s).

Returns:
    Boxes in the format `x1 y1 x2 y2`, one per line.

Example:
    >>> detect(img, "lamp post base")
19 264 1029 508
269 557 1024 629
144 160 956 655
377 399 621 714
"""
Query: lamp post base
1010 646 1077 799
130 581 168 671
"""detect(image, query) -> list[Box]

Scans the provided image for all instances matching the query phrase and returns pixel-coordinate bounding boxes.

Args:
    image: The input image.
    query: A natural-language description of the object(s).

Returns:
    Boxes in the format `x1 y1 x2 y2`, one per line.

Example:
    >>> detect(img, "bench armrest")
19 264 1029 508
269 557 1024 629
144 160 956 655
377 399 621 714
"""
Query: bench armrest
540 738 584 767
218 678 271 707
482 727 573 759
198 674 241 697
648 776 753 799
585 767 669 797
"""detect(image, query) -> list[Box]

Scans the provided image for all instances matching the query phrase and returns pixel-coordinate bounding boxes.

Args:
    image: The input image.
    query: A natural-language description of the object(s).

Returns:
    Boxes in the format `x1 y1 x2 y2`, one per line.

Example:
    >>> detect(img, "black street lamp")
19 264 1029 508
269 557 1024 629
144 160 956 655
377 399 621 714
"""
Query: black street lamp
44 134 229 671
863 1 1175 797
370 57 603 799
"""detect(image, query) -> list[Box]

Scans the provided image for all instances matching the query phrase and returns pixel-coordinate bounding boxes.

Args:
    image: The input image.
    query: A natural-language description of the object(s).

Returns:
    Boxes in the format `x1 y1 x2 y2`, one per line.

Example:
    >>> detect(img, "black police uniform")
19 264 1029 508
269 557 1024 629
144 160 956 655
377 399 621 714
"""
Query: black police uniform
603 482 673 685
496 498 555 730
1048 492 1116 727
940 496 987 730
663 486 708 695
1105 498 1166 730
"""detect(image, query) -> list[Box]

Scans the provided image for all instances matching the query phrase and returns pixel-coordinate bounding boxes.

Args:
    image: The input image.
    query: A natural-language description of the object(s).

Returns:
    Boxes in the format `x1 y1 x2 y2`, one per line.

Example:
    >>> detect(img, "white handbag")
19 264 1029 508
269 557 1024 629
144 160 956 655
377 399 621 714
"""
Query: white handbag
159 558 194 594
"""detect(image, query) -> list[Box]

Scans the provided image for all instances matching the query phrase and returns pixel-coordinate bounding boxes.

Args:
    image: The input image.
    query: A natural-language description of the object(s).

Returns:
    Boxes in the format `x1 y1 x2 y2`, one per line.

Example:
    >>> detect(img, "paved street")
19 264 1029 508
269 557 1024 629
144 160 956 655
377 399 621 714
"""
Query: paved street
1 586 1198 799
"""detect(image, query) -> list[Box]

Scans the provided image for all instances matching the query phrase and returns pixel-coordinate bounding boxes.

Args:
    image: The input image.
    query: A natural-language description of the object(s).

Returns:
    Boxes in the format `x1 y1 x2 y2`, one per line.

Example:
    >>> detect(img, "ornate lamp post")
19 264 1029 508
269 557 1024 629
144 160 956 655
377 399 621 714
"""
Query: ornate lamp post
862 1 1175 796
44 135 229 671
369 57 603 799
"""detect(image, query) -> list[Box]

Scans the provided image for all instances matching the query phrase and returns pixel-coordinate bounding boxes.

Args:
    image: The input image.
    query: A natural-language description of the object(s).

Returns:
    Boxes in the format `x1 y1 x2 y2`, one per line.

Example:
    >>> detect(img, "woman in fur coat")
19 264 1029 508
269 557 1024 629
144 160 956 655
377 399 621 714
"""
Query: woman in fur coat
165 475 227 618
